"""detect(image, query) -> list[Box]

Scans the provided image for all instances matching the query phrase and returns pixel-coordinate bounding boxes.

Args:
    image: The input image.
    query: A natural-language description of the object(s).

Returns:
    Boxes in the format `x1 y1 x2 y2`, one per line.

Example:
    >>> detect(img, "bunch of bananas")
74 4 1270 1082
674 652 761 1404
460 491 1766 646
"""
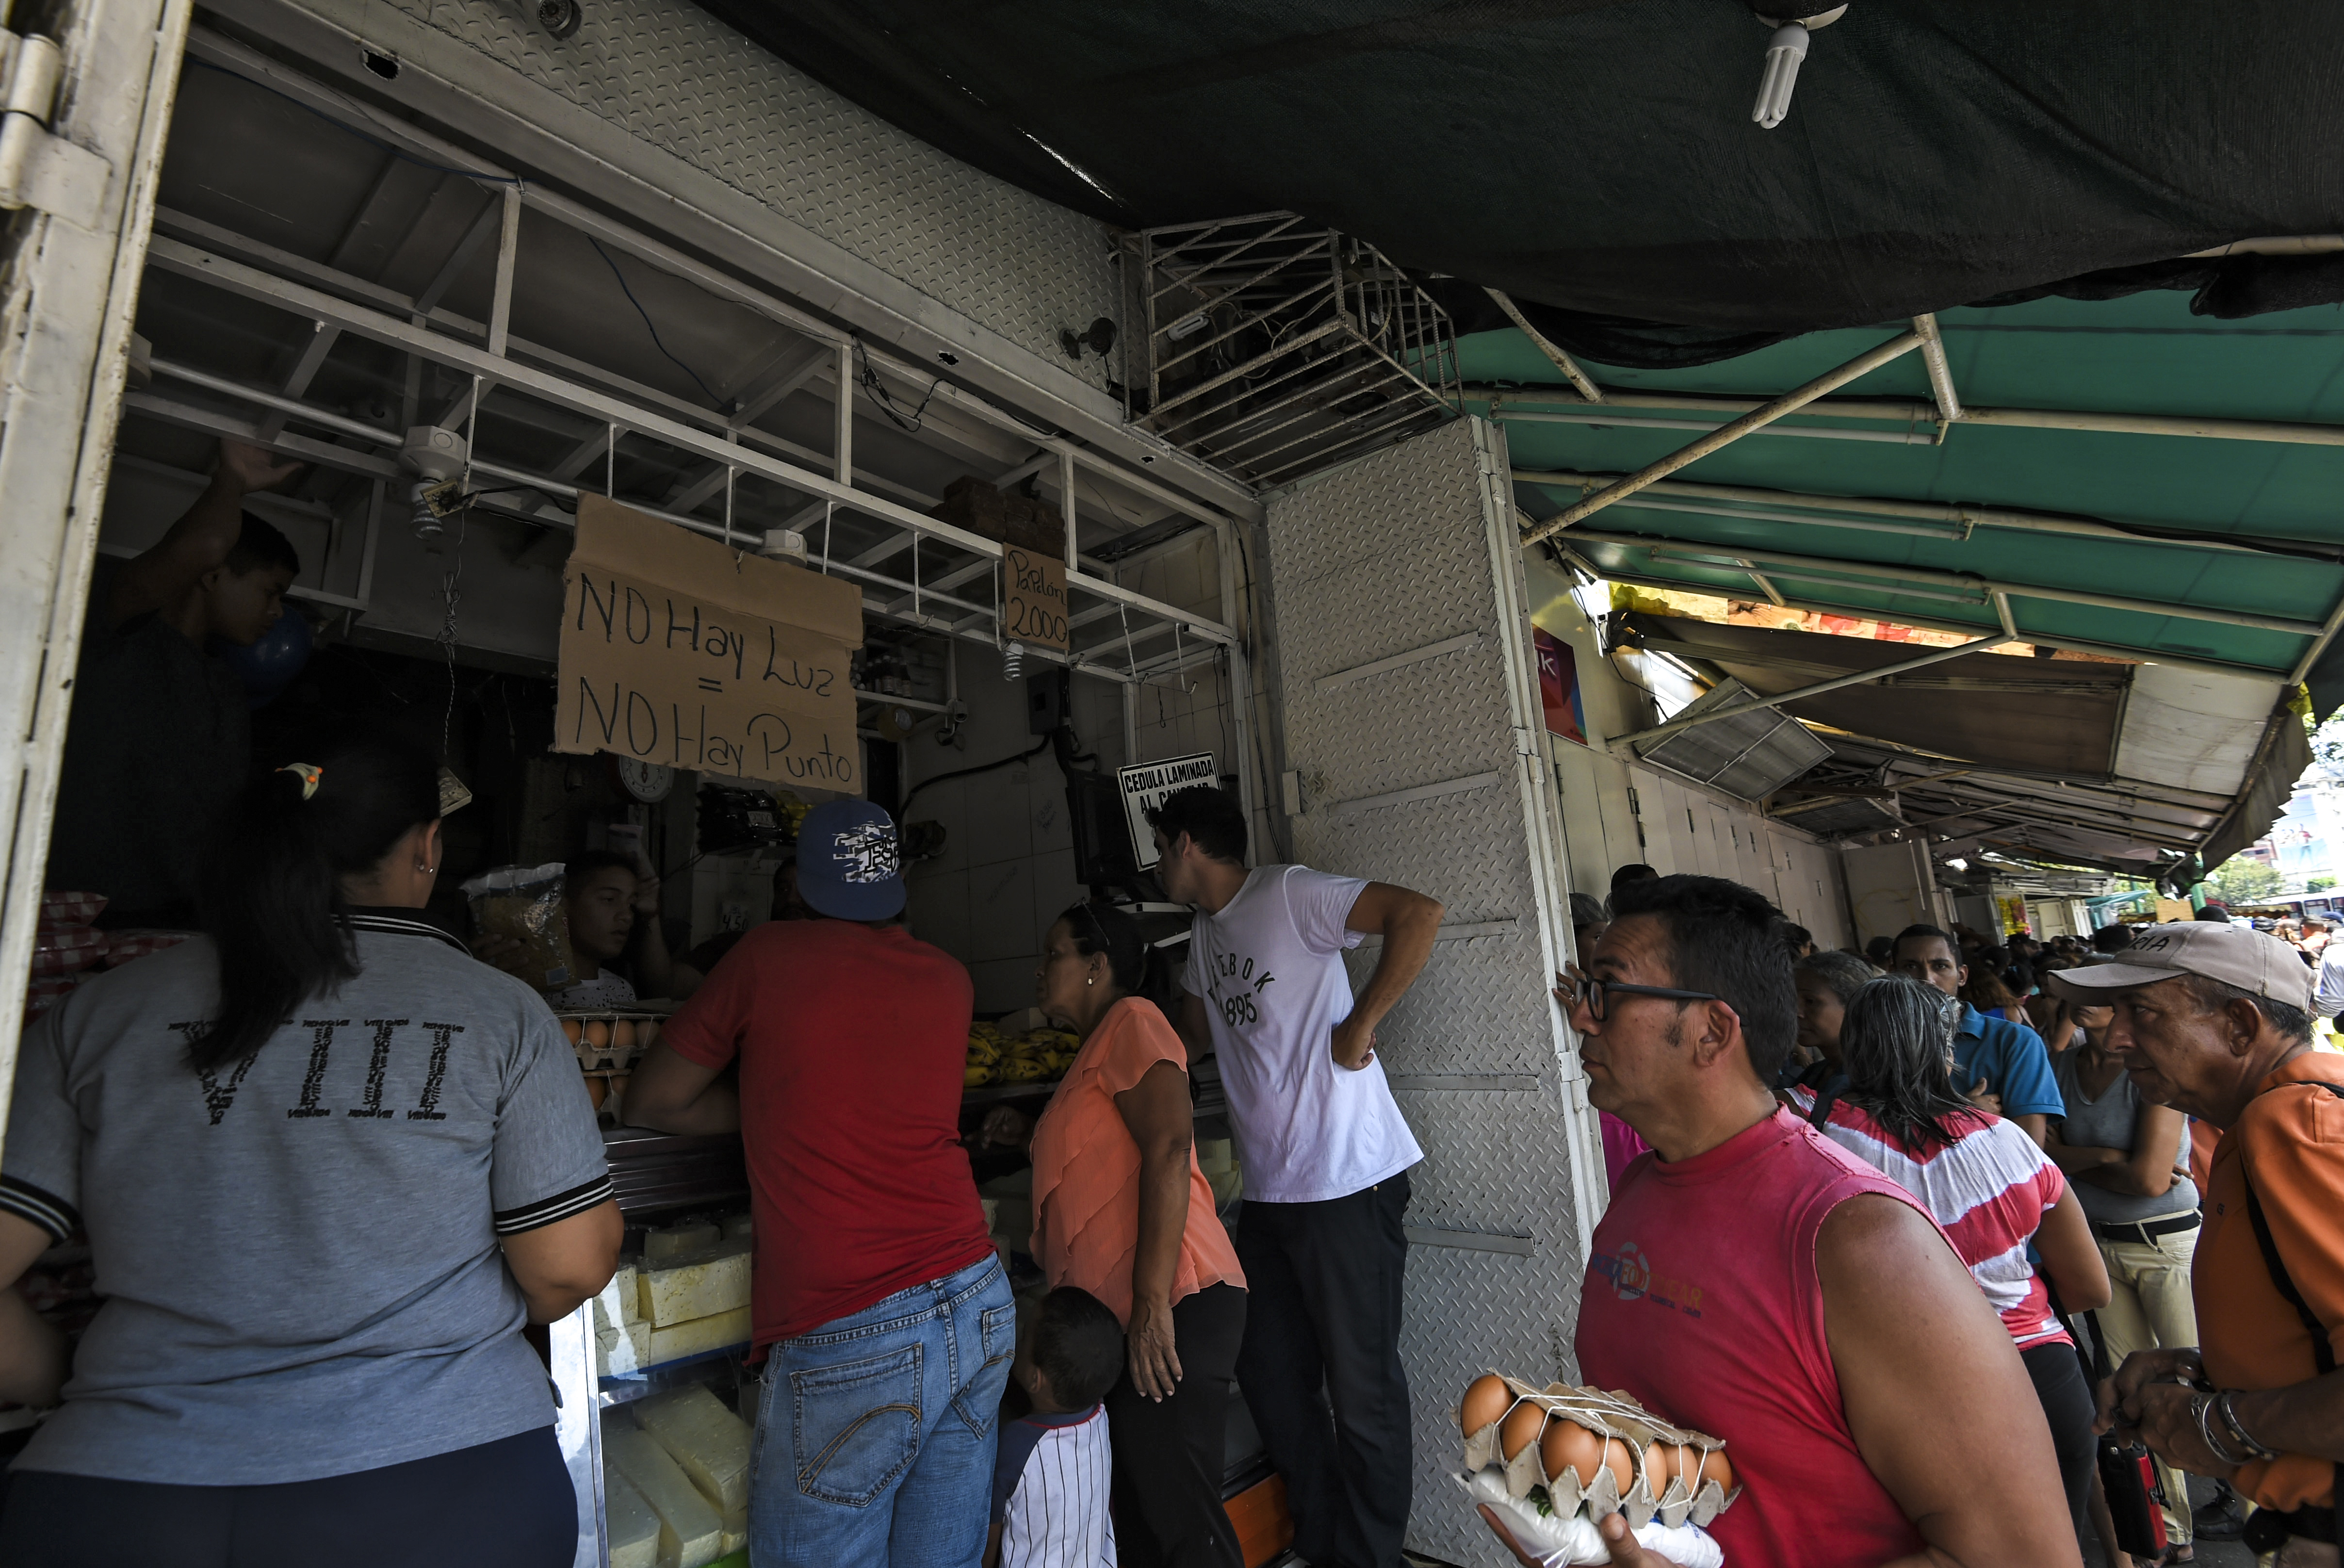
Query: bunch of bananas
964 1024 1081 1088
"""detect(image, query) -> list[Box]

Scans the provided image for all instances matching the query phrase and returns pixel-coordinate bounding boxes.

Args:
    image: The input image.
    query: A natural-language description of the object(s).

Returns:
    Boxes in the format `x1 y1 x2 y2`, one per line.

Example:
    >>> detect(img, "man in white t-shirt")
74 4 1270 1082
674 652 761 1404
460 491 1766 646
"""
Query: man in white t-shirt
1149 784 1442 1568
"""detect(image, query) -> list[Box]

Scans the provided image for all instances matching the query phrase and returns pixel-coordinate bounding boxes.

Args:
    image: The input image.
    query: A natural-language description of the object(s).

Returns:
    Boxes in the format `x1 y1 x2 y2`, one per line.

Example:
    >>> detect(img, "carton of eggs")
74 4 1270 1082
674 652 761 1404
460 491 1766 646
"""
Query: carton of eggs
1459 1372 1738 1532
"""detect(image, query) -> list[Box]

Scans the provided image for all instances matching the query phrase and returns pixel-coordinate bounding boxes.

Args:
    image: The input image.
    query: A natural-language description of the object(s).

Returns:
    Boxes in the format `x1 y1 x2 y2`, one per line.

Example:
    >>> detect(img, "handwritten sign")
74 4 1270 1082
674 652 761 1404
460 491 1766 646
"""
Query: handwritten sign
1004 545 1070 652
554 495 867 793
1117 751 1218 869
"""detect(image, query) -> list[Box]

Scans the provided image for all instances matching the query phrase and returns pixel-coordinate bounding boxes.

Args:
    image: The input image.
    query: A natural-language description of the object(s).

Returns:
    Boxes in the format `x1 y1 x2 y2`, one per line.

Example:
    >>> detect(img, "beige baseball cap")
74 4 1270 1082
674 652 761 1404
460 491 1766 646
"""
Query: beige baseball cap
2046 921 2311 1011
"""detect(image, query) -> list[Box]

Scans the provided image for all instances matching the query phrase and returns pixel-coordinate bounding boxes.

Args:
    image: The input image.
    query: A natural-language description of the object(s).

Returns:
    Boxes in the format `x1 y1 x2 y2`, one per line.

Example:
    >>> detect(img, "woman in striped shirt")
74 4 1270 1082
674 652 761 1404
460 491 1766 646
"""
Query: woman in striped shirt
1788 975 2111 1533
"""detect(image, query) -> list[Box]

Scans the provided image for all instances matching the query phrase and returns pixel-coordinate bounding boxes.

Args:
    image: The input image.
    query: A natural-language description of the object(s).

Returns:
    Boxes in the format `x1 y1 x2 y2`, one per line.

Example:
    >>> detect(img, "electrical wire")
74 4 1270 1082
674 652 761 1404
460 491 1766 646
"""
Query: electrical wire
186 59 523 185
854 339 944 434
587 237 725 407
900 733 1054 819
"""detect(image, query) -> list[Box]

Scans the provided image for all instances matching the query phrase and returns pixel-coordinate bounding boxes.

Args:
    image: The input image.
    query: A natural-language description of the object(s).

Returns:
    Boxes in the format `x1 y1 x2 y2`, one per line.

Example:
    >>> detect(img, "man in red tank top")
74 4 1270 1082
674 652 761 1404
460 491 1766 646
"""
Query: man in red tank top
1481 875 2079 1568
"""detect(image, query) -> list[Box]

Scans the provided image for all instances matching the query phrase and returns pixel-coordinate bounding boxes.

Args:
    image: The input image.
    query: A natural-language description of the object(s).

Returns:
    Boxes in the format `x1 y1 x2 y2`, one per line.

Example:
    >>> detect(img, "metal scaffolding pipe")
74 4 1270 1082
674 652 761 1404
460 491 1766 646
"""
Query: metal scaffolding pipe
1512 468 2277 558
1568 528 2327 637
1481 383 2344 449
1612 631 2017 750
1483 288 1602 403
1524 331 1925 541
1913 313 1963 427
1497 409 1932 446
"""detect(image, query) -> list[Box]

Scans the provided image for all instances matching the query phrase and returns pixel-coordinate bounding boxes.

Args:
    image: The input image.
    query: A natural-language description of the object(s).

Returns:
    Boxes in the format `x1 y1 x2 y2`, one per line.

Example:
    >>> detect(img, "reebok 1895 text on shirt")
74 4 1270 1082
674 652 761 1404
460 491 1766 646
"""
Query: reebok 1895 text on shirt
1180 865 1421 1204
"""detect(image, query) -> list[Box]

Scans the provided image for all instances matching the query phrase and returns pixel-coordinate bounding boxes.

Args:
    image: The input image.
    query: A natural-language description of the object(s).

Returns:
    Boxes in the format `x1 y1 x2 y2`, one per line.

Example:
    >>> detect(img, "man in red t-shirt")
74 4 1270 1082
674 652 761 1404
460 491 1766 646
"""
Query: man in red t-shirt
1482 875 2079 1568
629 800 1008 1568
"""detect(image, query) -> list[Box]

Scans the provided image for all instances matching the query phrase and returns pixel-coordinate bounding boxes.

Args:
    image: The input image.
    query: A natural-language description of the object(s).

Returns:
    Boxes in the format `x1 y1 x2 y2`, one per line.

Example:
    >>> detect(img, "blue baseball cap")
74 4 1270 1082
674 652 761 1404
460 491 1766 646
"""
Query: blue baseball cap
796 799 906 921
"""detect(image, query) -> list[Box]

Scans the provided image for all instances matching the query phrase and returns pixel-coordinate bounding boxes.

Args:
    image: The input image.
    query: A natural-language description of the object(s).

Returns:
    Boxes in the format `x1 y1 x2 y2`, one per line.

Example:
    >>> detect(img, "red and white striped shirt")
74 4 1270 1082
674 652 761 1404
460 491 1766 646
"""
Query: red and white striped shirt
1786 1090 2072 1349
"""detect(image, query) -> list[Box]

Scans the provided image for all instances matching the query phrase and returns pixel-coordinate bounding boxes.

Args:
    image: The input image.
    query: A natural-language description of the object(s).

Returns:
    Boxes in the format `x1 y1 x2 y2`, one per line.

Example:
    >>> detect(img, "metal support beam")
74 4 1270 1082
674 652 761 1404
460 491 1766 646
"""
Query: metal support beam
1498 408 1932 446
1514 468 2275 558
1610 631 2016 750
147 236 1233 642
1524 331 1924 540
1570 528 2328 638
486 183 521 359
2288 586 2344 686
1483 288 1601 404
1552 546 2282 685
1912 313 1962 428
1481 382 2344 451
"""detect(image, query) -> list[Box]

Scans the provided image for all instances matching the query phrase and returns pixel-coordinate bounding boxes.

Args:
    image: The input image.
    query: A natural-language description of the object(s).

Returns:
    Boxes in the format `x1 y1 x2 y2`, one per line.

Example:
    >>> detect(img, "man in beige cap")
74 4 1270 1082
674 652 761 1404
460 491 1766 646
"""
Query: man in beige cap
2052 922 2344 1564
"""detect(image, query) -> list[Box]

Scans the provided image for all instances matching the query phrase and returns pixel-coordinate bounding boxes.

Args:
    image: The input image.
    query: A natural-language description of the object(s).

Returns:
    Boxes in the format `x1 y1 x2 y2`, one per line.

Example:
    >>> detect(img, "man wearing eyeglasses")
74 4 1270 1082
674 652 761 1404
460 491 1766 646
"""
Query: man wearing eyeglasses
1480 874 2079 1568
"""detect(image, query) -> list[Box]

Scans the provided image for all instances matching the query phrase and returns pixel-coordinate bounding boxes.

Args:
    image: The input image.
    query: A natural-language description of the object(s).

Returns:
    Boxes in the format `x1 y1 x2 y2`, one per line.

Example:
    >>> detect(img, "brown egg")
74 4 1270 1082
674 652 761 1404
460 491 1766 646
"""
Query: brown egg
1541 1418 1604 1487
585 1076 607 1110
1642 1440 1697 1496
1459 1374 1512 1436
613 1019 636 1049
1498 1399 1547 1461
583 1019 611 1049
1694 1446 1734 1495
1597 1435 1636 1495
606 1072 628 1115
561 1018 583 1045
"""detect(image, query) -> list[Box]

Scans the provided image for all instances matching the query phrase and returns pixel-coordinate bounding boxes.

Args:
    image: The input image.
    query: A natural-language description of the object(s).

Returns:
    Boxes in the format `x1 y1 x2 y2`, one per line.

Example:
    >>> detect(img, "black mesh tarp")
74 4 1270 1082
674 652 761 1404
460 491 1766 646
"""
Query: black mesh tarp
696 0 2344 334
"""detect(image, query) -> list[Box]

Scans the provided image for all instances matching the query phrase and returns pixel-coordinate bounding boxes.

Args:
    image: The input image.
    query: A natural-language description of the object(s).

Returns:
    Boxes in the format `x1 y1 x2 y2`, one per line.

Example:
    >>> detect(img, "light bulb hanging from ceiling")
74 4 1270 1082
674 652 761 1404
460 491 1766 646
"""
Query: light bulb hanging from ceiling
1750 5 1845 130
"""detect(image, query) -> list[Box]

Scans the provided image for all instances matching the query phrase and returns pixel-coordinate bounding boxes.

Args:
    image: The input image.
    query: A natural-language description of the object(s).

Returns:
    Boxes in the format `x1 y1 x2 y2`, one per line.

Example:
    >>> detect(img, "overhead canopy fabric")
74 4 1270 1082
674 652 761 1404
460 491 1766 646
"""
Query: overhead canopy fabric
1617 613 2131 779
700 0 2344 332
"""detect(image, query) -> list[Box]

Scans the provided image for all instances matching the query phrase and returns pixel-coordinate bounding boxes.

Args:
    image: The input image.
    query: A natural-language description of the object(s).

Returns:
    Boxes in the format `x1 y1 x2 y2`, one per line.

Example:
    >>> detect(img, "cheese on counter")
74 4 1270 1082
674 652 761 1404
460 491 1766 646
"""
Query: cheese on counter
644 1222 721 1264
722 1506 747 1557
720 1212 752 1241
645 1306 752 1367
639 1244 751 1328
604 1421 726 1568
636 1384 753 1513
602 1462 664 1568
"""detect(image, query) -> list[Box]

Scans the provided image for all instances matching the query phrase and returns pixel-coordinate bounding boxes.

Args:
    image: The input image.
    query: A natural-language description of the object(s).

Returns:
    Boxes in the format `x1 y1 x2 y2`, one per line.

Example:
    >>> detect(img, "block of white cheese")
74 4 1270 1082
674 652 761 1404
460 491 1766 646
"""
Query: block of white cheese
604 1421 725 1568
596 1317 653 1377
644 1305 752 1367
722 1506 747 1557
720 1212 752 1241
644 1222 721 1265
636 1384 753 1514
602 1461 664 1568
639 1243 752 1328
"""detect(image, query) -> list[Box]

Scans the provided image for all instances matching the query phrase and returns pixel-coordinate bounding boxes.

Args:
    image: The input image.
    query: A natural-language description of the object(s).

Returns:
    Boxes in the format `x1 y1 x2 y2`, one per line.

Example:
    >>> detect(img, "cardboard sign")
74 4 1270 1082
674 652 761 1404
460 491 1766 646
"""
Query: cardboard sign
1117 751 1219 869
554 495 867 793
1003 545 1070 651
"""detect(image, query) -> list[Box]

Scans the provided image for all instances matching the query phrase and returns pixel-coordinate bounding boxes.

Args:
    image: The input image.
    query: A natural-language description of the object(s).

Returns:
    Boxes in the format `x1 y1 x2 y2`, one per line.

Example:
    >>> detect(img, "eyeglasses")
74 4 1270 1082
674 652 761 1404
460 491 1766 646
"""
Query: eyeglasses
1559 973 1723 1021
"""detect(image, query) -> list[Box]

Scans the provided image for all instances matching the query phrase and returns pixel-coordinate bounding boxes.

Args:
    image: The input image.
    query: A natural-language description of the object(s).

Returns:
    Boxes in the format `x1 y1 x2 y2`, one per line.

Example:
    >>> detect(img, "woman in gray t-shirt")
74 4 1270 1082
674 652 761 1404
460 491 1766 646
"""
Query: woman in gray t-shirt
0 732 619 1565
2047 1001 2201 1549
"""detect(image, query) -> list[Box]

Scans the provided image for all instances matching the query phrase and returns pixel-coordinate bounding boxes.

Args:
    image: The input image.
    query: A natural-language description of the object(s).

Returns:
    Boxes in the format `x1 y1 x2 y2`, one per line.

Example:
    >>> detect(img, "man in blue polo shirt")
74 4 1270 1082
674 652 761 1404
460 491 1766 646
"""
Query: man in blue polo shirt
1891 923 2062 1146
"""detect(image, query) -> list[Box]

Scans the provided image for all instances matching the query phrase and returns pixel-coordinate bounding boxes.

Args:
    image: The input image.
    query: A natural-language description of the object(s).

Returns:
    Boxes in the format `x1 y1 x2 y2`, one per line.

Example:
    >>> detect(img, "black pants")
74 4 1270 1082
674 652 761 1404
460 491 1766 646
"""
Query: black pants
1232 1172 1412 1568
0 1426 574 1568
1106 1282 1249 1568
2023 1340 2099 1530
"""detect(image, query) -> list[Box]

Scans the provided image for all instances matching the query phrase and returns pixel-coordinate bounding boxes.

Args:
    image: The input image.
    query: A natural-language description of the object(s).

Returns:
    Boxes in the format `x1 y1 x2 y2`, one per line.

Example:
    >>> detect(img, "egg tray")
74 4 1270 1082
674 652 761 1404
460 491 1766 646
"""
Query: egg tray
1463 1373 1739 1532
561 1011 668 1073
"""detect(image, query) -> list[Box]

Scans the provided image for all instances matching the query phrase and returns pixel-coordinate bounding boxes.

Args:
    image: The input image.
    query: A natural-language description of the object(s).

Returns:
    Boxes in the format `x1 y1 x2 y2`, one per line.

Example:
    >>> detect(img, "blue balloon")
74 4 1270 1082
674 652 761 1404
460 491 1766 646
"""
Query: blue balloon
216 606 313 709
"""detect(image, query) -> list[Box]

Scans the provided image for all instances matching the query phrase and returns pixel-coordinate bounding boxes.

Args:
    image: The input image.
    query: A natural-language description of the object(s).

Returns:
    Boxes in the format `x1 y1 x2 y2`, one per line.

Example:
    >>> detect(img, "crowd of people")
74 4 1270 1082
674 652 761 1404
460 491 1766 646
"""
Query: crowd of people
1 717 2341 1568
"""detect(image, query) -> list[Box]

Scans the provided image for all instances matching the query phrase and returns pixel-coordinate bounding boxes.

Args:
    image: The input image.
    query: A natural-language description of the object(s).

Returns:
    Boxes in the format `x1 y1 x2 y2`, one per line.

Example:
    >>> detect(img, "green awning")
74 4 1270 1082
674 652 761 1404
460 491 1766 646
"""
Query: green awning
1492 286 2344 874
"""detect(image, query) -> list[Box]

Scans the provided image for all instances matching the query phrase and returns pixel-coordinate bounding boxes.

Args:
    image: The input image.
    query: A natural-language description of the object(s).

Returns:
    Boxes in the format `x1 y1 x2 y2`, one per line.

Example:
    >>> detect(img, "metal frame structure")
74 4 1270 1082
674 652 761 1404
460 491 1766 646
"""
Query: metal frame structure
135 29 1255 717
1137 211 1461 486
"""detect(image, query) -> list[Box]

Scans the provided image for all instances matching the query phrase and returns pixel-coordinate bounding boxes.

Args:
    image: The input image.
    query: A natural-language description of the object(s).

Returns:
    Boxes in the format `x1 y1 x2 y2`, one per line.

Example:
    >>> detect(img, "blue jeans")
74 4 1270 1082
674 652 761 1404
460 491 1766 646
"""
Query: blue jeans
749 1255 1014 1568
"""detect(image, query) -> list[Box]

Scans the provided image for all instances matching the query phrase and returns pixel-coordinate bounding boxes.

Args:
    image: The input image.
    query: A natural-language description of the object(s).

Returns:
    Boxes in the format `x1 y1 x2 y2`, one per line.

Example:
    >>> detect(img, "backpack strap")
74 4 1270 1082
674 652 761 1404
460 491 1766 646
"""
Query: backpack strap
1806 1080 1842 1130
2236 1079 2342 1543
2238 1080 2344 1377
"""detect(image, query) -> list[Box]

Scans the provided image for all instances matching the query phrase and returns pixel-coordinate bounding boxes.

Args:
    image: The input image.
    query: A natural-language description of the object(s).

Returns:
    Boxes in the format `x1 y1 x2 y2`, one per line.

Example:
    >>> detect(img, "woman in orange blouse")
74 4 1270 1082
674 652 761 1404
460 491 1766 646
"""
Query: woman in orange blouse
981 901 1247 1568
